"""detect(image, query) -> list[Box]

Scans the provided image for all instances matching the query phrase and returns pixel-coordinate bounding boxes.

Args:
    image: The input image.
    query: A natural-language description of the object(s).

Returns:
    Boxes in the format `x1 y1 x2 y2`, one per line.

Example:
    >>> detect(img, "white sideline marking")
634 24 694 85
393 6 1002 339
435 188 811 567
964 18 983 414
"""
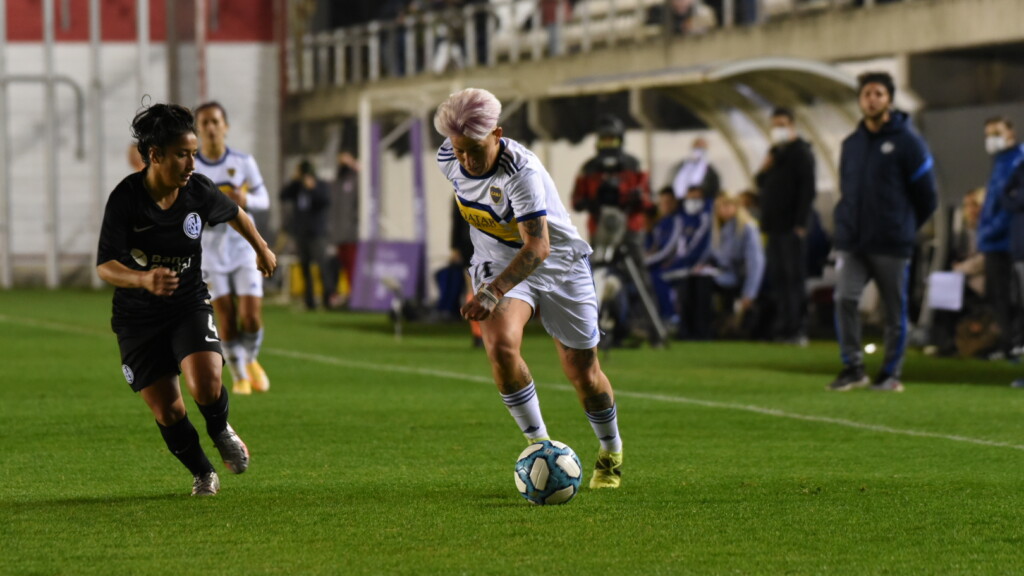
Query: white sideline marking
265 348 1024 453
3 313 1023 452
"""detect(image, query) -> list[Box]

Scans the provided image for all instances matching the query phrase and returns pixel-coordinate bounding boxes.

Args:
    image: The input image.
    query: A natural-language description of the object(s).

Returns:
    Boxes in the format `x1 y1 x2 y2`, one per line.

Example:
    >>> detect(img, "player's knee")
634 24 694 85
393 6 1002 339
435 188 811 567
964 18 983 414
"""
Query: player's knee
154 404 188 427
240 316 261 333
486 338 520 369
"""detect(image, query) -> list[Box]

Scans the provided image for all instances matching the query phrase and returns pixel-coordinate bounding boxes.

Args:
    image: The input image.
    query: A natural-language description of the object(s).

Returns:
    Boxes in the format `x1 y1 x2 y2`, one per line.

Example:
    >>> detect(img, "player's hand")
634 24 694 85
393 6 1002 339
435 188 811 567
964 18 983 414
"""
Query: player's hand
144 267 179 296
256 247 277 278
461 286 501 321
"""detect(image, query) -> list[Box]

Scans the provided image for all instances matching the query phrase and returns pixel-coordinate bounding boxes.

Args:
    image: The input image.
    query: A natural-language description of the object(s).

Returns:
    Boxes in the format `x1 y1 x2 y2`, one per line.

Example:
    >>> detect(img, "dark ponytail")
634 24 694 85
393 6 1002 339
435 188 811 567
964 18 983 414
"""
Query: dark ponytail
131 103 196 166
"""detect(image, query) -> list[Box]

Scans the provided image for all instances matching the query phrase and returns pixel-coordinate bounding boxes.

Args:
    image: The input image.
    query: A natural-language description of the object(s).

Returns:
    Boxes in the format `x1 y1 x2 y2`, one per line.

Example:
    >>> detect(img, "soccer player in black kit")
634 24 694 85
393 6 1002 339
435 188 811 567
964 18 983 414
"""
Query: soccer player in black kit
97 103 277 496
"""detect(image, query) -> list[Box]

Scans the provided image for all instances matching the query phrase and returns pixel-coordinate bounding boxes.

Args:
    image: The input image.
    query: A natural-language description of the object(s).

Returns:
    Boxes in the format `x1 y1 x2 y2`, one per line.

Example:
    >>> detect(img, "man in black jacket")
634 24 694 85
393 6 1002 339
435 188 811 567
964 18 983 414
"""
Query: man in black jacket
280 160 332 310
828 72 937 393
755 107 816 345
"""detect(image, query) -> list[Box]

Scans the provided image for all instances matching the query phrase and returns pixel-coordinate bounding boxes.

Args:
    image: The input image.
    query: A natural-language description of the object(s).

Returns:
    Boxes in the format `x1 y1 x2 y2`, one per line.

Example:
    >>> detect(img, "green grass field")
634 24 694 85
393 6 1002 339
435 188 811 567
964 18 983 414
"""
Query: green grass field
3 289 1024 575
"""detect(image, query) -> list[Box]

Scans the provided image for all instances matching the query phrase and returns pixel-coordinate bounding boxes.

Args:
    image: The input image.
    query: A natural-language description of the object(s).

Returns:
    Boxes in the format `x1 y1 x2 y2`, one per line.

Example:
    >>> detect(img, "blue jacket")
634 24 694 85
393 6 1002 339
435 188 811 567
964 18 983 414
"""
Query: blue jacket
834 111 937 258
997 160 1024 262
644 209 710 281
978 144 1024 254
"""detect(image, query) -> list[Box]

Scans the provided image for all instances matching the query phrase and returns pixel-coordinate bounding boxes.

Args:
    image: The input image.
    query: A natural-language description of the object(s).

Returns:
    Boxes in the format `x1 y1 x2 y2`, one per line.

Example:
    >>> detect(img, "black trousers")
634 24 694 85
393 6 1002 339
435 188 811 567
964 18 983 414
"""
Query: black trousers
297 235 332 309
984 251 1017 354
766 231 806 339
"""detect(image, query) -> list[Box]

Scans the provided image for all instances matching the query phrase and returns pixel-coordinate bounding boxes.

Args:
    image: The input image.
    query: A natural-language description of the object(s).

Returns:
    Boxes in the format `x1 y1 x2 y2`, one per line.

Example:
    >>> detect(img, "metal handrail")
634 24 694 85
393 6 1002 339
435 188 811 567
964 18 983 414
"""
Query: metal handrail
288 0 877 92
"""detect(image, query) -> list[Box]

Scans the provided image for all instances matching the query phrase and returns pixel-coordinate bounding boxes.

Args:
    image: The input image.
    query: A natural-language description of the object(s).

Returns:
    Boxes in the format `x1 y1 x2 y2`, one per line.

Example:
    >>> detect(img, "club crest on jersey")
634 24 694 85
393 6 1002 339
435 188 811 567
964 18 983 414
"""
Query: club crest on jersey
489 186 502 204
183 212 202 239
227 168 236 177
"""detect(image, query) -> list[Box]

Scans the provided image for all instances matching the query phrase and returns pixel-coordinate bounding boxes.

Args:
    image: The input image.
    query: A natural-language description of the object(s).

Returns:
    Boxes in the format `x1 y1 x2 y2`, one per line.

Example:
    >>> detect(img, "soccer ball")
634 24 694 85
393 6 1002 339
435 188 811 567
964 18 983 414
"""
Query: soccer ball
514 440 583 505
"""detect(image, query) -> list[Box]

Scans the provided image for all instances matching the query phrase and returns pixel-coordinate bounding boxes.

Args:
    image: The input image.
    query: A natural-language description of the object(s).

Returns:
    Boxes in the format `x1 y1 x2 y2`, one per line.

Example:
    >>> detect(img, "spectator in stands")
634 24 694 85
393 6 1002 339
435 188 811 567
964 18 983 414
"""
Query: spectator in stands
647 0 716 36
380 0 413 76
539 0 574 56
978 116 1024 360
668 136 720 201
465 0 490 65
645 186 712 339
327 151 360 308
755 106 817 346
280 160 332 311
697 193 765 338
828 71 937 393
705 0 757 26
430 0 467 73
645 187 685 322
926 187 986 357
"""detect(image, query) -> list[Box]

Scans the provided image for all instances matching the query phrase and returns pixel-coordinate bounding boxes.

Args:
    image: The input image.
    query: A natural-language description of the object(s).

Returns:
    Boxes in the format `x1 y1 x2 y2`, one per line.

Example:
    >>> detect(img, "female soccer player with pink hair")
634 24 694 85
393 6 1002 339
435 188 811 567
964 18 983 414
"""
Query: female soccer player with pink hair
435 88 623 489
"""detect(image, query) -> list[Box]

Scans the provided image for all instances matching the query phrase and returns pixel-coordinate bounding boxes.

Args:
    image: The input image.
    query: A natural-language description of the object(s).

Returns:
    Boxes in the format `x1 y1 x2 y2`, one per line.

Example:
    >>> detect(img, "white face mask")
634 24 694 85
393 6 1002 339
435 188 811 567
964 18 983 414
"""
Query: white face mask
684 198 705 215
986 135 1008 155
690 148 706 162
770 126 792 145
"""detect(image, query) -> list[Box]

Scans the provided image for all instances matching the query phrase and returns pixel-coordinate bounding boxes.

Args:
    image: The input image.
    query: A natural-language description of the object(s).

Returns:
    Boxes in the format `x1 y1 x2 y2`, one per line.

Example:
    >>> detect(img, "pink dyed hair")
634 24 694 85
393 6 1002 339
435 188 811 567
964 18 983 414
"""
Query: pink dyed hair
433 88 502 141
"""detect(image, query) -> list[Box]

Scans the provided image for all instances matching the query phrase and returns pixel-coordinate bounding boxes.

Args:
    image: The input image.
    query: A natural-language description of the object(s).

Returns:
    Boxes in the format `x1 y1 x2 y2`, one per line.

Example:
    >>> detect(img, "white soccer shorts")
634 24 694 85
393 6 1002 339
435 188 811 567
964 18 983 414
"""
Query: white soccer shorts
473 257 600 350
205 265 264 300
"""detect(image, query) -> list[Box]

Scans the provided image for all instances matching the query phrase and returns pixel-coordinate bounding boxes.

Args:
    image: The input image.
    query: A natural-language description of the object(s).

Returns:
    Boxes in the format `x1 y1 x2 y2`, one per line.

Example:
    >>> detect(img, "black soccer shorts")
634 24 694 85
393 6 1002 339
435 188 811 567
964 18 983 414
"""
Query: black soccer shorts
115 307 223 392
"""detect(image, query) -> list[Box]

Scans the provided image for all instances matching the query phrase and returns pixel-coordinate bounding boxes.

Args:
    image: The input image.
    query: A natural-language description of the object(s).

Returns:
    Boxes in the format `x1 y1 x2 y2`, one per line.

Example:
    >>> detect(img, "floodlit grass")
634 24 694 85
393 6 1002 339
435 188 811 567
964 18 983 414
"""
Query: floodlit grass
2 289 1024 575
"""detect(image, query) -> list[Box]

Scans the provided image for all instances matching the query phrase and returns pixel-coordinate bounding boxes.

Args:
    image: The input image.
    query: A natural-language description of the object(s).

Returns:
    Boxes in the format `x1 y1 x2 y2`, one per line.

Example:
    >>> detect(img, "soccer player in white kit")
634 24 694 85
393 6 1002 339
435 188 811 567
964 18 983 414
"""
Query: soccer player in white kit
434 88 623 488
194 102 271 395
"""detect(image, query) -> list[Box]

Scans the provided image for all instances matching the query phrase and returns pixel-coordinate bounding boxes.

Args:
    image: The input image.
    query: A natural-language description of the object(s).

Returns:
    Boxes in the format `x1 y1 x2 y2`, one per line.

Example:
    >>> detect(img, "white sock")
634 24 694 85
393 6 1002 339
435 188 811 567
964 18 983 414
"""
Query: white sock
240 328 264 364
587 404 622 453
223 340 249 381
500 382 548 441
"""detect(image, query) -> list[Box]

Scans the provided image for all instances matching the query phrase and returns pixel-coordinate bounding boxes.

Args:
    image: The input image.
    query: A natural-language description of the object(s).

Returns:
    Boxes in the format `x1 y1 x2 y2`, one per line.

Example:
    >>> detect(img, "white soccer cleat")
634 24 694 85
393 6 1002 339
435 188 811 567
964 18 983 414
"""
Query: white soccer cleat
212 424 250 474
191 471 220 496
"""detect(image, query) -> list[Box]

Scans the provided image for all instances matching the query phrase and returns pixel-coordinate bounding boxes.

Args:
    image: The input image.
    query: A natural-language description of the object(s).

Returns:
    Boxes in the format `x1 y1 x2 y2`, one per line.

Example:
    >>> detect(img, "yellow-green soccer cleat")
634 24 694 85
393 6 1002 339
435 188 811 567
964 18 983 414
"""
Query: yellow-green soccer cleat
526 435 551 444
247 360 270 393
232 378 252 395
589 449 623 489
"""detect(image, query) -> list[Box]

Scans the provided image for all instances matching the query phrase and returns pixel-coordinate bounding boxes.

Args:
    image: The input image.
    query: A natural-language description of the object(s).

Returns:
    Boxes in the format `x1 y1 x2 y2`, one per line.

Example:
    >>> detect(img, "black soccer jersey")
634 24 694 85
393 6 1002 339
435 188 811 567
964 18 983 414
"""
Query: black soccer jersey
97 170 239 328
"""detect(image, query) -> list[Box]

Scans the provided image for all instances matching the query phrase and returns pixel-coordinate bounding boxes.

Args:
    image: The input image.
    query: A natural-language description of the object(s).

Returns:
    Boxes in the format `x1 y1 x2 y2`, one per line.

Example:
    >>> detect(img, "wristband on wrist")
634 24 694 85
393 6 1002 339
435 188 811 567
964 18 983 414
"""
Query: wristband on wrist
477 285 500 305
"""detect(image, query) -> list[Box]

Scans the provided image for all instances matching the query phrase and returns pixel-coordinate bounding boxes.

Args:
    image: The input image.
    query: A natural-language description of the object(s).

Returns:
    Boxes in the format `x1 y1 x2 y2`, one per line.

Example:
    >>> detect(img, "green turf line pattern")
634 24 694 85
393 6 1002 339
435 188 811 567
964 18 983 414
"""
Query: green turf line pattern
4 311 1023 453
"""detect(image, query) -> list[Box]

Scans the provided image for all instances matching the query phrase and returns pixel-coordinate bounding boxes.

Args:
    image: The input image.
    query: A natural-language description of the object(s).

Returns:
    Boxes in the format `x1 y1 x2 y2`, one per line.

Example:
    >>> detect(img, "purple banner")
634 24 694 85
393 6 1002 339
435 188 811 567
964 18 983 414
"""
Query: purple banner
349 240 424 311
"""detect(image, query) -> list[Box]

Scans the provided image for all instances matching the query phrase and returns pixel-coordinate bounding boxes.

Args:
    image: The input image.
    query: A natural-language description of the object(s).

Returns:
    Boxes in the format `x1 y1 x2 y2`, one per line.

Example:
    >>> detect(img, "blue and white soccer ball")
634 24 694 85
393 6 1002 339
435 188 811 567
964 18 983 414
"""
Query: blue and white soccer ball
514 440 583 505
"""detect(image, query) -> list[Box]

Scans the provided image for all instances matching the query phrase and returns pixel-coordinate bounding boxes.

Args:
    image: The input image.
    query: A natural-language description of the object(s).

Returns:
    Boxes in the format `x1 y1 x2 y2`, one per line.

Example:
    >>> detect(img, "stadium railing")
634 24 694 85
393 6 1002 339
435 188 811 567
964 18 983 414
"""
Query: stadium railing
286 0 886 92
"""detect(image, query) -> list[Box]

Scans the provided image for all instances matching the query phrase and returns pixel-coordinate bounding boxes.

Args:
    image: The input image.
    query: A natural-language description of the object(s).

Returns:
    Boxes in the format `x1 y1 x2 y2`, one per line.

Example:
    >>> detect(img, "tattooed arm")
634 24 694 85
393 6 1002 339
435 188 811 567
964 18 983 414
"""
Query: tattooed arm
488 216 551 298
460 215 550 322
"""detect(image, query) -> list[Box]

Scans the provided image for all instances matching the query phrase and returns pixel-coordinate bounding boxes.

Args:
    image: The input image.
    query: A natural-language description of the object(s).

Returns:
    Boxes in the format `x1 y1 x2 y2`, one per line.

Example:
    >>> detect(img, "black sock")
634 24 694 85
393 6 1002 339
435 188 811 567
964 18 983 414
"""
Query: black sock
197 385 229 438
157 416 214 476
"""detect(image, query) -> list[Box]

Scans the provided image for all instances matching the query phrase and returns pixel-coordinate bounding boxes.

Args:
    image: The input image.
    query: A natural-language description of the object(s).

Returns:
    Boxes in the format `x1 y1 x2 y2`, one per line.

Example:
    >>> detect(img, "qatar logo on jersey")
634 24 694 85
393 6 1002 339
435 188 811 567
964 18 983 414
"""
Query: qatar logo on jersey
122 364 135 384
489 186 503 204
183 212 202 239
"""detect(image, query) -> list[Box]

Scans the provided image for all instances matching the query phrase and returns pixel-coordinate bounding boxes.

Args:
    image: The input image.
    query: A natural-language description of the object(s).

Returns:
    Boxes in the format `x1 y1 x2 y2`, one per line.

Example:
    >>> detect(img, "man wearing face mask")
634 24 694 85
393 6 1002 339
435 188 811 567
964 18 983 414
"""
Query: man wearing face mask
828 71 937 393
977 116 1024 361
669 137 720 201
755 107 817 346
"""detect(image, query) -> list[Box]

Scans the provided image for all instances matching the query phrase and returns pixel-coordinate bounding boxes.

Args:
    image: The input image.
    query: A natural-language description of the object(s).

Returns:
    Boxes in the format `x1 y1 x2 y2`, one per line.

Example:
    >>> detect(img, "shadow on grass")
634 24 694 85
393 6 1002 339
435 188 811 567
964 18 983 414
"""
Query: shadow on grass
759 349 1021 387
5 491 186 513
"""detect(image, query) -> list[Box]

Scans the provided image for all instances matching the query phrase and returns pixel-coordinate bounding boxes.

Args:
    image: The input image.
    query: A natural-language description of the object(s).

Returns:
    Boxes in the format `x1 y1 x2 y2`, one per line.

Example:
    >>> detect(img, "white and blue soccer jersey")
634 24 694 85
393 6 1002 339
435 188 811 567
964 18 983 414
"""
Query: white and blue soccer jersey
437 137 592 291
195 148 269 274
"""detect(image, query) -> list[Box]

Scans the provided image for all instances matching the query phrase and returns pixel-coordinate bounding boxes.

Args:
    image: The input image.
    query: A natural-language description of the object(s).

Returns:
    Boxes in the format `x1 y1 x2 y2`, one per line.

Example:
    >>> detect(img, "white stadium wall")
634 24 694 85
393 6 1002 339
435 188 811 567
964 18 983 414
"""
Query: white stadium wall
5 42 278 281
